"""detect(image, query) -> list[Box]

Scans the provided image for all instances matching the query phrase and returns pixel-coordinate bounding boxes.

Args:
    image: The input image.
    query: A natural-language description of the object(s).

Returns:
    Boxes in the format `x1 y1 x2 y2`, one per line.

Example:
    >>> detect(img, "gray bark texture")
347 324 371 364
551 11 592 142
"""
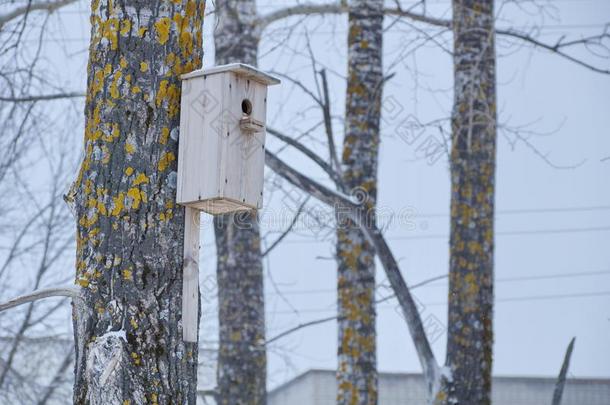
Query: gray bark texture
213 1 267 404
436 0 497 403
72 0 205 403
336 0 383 404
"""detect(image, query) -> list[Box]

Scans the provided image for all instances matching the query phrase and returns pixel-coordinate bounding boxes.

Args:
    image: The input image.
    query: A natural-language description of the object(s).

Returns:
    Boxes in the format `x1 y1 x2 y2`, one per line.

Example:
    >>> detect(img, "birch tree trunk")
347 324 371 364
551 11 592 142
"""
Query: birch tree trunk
336 1 383 403
213 1 267 403
436 0 497 403
72 1 204 403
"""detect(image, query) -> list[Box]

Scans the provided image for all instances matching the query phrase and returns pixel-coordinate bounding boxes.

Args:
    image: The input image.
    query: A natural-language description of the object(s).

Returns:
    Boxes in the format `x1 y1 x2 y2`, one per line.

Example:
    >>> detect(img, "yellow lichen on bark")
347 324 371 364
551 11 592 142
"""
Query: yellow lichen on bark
154 17 171 45
132 173 149 186
157 152 175 172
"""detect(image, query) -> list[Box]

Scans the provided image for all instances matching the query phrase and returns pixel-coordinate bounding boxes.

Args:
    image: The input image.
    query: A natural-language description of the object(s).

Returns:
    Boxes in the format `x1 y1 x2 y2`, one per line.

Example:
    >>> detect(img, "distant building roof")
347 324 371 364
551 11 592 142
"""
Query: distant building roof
268 369 610 405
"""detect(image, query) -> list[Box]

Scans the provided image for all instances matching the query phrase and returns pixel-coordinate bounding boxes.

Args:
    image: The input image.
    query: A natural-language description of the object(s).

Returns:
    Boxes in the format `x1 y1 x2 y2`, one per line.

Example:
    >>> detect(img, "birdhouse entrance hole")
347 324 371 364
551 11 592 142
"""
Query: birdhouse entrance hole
242 98 253 115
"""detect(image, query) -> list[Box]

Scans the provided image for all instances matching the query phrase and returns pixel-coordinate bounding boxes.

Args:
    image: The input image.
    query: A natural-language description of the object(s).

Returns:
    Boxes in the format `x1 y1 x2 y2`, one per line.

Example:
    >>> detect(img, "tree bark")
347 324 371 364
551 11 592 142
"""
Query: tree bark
213 1 267 404
436 1 497 403
72 1 205 403
336 1 383 404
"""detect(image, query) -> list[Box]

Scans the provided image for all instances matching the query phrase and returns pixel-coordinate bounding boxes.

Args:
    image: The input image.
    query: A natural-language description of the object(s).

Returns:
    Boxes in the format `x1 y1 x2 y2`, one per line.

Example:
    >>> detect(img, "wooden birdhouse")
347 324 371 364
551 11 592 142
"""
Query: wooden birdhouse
176 63 280 215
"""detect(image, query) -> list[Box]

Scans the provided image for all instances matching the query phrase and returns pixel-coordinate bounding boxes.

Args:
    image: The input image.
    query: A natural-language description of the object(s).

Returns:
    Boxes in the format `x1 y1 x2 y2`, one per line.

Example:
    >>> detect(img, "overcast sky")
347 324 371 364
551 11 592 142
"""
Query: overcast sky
29 0 610 391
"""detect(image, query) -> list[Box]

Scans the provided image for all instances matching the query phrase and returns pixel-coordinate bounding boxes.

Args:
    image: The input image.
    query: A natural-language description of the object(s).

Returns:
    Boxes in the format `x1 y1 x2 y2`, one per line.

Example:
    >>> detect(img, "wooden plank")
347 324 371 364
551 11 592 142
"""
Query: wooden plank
226 73 245 203
182 206 200 342
216 72 232 202
198 74 223 202
192 197 254 215
177 80 191 203
178 76 205 204
178 74 224 205
243 81 267 209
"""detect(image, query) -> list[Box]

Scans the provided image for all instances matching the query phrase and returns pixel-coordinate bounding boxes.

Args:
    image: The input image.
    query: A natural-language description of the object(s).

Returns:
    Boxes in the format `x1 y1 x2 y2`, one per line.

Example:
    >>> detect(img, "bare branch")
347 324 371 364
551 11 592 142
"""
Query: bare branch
385 5 450 28
0 92 85 103
552 337 576 405
269 70 324 106
390 9 610 74
267 127 343 187
0 200 53 279
266 315 336 345
262 196 310 257
318 69 342 179
265 150 440 390
0 286 81 313
500 125 586 169
257 3 346 31
497 28 610 75
0 0 79 30
256 2 450 32
257 2 450 32
37 350 73 405
259 3 610 74
393 7 610 74
266 273 448 345
376 273 448 305
390 4 610 75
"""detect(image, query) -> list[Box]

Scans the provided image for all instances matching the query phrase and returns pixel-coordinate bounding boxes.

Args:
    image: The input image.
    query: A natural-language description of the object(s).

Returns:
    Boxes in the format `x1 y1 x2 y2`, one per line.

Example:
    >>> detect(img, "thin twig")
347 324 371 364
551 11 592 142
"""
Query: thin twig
318 69 342 180
266 273 448 345
262 197 310 257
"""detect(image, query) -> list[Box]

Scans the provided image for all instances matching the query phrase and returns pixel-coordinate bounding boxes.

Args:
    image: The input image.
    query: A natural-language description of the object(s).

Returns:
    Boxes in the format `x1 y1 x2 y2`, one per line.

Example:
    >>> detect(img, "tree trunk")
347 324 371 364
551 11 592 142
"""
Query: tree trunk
213 1 267 404
336 1 383 403
72 1 205 403
437 0 497 403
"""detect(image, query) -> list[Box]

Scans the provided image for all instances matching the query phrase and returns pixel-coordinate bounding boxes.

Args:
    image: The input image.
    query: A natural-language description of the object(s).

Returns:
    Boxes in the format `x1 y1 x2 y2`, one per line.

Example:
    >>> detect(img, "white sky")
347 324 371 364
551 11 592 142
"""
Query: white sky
17 0 610 391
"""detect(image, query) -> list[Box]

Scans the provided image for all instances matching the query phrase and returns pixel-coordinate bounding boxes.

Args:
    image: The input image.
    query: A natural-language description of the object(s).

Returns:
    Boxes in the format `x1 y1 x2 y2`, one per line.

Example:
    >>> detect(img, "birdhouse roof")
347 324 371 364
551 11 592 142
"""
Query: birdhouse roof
181 63 280 85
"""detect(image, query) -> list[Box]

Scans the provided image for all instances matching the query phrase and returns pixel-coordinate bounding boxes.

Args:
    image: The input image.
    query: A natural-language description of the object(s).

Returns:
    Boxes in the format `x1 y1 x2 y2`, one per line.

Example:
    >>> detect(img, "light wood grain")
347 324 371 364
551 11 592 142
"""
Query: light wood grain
177 68 274 215
182 206 200 342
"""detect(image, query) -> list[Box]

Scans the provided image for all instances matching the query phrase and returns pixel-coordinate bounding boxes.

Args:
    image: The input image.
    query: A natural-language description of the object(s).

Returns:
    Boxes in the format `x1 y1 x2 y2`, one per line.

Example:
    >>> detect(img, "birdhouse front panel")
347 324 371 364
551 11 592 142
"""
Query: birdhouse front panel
176 64 279 215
